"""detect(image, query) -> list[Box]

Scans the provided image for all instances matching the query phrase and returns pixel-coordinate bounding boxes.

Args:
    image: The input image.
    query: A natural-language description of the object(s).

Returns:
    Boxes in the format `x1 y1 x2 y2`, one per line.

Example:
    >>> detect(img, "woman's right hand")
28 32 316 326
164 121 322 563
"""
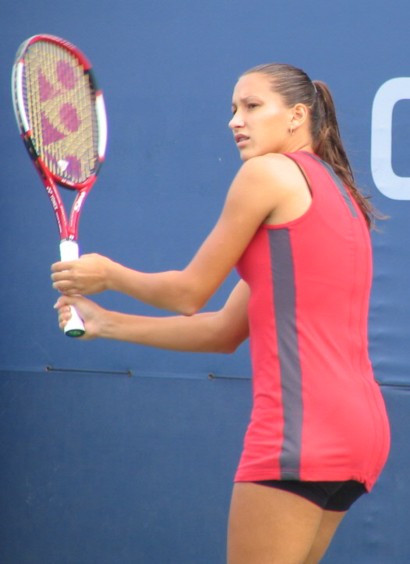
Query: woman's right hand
54 295 106 339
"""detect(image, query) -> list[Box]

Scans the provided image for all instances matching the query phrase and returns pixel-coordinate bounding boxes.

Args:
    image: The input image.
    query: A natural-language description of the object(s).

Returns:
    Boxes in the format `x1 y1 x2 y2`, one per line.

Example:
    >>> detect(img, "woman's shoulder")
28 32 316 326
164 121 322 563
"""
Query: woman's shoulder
240 152 291 170
237 153 306 191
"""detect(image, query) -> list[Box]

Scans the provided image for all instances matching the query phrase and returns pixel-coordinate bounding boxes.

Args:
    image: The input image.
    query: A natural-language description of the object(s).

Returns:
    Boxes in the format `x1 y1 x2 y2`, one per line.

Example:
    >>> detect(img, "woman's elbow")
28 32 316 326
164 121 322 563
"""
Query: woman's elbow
178 302 203 317
217 342 239 354
213 330 248 354
177 291 208 317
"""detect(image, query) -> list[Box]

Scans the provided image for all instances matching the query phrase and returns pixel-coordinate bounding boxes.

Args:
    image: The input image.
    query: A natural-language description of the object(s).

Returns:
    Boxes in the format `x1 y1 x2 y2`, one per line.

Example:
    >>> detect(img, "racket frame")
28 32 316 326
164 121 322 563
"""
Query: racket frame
12 34 108 337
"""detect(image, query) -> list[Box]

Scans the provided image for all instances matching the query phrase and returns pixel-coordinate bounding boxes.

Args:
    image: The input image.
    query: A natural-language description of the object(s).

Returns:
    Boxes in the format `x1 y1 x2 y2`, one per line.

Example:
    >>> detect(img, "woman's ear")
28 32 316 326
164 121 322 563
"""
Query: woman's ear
290 103 309 130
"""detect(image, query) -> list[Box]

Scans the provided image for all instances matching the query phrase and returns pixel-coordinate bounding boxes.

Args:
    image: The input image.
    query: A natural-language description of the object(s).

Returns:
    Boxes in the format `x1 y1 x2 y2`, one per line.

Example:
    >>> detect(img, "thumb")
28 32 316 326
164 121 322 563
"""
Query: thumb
53 295 79 310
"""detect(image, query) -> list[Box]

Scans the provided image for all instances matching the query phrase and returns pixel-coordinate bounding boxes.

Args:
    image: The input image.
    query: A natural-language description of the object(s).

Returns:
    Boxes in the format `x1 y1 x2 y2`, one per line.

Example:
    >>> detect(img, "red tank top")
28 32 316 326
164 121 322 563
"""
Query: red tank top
235 151 390 490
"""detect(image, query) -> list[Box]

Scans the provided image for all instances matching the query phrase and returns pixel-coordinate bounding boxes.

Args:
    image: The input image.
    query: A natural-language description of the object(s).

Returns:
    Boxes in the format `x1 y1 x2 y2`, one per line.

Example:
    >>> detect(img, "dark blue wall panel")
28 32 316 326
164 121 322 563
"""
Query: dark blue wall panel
0 370 251 563
2 1 410 562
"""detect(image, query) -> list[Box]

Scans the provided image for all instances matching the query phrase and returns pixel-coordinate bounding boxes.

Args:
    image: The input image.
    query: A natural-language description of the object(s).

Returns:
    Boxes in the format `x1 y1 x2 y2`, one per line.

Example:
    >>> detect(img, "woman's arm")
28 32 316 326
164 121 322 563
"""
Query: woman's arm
55 281 250 353
51 154 293 314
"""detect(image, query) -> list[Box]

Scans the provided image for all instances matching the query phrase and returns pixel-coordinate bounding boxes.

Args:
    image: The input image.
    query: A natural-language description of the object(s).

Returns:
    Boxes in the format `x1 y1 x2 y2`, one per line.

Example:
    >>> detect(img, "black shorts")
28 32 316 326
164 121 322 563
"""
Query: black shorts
253 479 367 511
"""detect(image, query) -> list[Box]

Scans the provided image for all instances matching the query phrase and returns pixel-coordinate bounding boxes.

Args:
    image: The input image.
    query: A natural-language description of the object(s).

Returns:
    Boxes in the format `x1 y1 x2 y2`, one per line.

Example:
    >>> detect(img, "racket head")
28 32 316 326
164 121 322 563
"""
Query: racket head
12 34 107 191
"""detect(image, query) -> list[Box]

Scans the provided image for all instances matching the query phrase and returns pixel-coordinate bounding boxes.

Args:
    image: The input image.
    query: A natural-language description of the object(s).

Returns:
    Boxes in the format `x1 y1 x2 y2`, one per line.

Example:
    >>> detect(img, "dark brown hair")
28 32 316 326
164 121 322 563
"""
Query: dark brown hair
243 63 375 228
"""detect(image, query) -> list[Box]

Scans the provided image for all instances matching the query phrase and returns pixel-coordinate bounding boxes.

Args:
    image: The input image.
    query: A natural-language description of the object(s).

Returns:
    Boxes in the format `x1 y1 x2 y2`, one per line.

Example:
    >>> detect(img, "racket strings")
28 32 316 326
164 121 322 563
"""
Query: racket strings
23 41 99 184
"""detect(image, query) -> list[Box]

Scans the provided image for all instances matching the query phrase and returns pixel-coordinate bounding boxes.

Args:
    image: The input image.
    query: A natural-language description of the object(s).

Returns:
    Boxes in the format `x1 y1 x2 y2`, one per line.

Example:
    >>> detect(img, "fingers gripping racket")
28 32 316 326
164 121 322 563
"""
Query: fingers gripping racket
12 34 107 337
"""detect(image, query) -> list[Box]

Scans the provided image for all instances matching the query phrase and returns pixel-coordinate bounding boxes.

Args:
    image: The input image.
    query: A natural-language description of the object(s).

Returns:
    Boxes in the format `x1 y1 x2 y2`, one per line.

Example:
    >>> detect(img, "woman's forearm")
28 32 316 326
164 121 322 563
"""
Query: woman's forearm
100 309 241 353
108 263 203 315
55 281 249 350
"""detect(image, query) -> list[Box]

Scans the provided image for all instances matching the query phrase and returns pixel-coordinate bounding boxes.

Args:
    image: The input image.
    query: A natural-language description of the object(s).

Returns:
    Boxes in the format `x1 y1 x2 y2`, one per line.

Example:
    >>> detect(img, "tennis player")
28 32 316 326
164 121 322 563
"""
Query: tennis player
52 63 390 563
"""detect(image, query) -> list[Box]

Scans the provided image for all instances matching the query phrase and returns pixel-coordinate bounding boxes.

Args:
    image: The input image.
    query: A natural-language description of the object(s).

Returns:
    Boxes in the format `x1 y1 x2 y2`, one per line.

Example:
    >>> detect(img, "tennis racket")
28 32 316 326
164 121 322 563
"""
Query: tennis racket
12 34 108 337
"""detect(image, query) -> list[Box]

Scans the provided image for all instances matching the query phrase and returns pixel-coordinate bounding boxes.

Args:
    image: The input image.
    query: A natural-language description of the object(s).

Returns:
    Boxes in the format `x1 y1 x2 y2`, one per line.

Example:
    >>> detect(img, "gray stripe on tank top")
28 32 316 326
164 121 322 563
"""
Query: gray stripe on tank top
269 229 303 480
302 152 358 218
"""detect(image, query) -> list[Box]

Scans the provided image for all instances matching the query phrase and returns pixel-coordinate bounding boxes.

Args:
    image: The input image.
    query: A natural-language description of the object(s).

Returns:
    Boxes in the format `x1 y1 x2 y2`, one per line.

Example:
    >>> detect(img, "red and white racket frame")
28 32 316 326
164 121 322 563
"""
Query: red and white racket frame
12 34 108 336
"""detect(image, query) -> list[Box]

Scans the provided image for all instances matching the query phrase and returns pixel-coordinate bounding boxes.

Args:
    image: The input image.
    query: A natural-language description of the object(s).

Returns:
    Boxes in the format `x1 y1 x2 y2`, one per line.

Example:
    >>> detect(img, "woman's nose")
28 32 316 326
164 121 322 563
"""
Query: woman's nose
229 114 244 129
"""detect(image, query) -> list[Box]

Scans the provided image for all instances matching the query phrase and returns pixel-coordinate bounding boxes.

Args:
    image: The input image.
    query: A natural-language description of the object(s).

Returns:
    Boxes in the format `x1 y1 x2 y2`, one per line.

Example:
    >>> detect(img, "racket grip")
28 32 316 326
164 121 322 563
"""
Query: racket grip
59 239 85 338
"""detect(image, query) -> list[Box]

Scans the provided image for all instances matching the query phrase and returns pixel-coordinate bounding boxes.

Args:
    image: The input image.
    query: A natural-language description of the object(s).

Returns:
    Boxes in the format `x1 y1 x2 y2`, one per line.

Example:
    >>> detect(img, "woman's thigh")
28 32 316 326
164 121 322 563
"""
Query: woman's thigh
227 482 327 564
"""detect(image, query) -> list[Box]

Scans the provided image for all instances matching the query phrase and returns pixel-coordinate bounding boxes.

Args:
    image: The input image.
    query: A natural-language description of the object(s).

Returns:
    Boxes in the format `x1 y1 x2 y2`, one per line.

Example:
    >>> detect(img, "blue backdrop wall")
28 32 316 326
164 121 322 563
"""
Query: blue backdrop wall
1 1 410 562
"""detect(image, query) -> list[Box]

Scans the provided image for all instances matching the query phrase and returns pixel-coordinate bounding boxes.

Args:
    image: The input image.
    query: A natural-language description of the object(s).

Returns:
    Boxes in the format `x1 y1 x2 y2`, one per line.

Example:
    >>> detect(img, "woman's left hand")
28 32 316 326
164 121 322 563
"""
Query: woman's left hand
51 253 114 295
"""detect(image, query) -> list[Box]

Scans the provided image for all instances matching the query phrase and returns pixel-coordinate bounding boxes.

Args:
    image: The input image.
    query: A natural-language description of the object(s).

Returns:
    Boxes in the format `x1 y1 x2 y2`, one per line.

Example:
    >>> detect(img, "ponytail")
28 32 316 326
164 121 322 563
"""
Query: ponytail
311 81 375 228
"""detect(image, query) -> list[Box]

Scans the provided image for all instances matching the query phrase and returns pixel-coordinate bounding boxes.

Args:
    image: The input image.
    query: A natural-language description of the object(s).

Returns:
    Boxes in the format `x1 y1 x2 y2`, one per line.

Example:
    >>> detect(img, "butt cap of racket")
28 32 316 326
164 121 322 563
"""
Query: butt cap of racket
59 239 85 338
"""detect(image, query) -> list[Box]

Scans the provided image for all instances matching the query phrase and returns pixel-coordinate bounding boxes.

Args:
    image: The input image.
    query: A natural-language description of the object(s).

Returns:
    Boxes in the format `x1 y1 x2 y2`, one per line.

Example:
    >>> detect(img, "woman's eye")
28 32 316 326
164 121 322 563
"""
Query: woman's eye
247 103 259 110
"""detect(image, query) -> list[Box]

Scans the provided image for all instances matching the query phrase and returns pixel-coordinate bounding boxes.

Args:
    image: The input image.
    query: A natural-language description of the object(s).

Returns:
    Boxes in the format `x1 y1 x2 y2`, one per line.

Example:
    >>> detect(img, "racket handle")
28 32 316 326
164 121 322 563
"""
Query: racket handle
59 240 85 338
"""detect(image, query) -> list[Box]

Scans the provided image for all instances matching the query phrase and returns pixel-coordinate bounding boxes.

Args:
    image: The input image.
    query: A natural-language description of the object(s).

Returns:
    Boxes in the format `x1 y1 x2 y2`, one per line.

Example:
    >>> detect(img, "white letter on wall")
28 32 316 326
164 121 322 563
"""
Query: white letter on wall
371 77 410 200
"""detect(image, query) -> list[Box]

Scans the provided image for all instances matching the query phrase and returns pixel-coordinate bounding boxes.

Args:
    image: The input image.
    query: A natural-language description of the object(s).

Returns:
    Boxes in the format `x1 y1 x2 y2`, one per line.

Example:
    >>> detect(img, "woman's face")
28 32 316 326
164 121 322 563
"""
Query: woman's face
229 72 294 161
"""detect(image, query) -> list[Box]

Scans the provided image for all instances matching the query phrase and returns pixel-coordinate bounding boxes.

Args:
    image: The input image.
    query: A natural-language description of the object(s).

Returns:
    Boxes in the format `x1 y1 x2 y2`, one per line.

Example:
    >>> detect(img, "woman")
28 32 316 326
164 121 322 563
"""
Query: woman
52 63 390 563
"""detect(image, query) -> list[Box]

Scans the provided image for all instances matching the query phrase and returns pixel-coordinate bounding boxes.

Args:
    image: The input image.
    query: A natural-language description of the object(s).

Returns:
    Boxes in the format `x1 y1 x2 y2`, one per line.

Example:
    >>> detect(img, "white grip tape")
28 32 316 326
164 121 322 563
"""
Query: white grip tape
60 239 80 261
59 240 85 337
